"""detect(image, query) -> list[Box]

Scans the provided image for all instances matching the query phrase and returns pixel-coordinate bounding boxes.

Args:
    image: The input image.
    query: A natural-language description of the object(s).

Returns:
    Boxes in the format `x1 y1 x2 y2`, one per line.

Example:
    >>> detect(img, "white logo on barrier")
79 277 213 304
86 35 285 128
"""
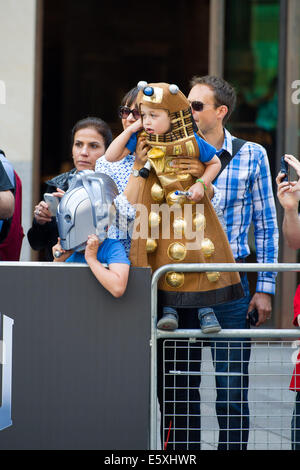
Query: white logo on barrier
291 80 300 105
0 314 14 431
0 81 6 105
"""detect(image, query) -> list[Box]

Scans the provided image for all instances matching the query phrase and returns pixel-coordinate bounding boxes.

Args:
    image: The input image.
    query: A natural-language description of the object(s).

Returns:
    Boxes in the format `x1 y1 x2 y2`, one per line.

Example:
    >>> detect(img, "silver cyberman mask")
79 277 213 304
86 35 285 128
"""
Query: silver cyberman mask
56 170 119 251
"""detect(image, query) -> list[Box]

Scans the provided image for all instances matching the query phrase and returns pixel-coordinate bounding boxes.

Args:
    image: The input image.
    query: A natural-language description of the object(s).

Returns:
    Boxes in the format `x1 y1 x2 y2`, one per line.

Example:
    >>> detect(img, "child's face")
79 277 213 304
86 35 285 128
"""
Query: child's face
140 104 171 135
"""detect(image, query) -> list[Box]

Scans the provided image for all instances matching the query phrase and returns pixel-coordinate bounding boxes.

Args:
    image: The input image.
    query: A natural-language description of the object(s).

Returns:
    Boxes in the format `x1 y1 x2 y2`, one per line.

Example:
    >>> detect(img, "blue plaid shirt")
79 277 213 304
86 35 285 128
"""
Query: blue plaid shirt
214 129 279 295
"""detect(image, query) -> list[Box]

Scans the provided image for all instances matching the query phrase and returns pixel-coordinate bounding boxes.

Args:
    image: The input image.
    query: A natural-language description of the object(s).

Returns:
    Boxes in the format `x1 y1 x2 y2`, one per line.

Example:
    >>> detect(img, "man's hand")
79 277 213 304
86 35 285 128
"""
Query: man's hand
171 157 205 178
247 292 272 326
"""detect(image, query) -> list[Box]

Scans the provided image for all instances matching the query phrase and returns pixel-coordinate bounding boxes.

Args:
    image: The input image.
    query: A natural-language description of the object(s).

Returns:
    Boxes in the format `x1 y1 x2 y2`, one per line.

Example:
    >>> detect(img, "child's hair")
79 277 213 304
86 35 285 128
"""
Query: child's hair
71 117 113 150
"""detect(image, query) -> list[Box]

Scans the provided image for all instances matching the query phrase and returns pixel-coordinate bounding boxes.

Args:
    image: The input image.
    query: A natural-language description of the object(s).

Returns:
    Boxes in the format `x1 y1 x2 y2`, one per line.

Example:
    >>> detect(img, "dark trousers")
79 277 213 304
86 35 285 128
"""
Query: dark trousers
157 273 251 450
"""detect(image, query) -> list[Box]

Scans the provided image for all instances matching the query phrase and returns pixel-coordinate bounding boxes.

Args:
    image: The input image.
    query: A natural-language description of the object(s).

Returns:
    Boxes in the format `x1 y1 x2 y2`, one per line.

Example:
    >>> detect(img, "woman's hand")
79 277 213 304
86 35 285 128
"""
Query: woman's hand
52 188 65 198
284 154 300 178
284 154 300 195
34 188 65 225
34 200 52 224
276 156 300 211
84 234 100 263
52 237 73 262
135 136 150 168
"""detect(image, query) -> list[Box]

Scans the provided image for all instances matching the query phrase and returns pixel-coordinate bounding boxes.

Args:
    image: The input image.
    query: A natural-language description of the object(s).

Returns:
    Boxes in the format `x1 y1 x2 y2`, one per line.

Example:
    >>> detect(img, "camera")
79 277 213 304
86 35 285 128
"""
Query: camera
43 193 60 217
248 308 258 326
280 156 290 182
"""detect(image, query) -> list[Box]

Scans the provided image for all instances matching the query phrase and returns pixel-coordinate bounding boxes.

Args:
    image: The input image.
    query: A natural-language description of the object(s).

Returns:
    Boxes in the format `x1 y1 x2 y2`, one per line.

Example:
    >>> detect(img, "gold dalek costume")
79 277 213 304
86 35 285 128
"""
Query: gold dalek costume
129 81 244 308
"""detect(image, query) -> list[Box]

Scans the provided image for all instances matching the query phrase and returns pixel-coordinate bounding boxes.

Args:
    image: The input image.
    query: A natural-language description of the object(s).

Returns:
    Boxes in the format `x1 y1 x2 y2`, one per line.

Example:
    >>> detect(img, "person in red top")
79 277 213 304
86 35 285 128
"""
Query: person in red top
289 286 300 449
276 154 300 449
290 287 300 391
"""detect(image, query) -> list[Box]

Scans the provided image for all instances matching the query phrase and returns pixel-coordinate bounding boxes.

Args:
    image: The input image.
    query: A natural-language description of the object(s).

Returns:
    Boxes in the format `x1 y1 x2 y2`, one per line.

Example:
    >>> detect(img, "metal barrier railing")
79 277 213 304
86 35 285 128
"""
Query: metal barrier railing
150 263 300 450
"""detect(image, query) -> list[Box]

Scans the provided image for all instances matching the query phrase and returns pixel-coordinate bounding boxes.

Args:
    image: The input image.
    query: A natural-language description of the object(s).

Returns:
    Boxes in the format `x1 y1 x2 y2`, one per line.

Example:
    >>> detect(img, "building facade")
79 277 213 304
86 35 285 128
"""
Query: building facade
0 0 299 326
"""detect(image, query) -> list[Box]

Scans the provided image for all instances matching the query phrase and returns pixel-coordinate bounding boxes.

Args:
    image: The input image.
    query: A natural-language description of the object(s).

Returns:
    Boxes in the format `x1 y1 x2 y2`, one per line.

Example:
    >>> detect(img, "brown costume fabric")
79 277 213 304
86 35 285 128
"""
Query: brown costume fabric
129 82 244 308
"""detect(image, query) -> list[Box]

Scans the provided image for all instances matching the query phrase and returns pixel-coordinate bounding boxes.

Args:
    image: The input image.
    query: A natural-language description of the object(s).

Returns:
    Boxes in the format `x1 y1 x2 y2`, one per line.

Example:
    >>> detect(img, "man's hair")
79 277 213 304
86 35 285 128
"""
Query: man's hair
190 75 236 124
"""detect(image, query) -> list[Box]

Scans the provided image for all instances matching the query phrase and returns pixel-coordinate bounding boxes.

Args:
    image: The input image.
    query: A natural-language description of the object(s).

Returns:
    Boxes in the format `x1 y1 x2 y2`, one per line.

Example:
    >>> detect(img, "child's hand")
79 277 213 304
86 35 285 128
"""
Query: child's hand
85 234 100 262
188 181 205 202
52 237 73 262
130 118 143 133
297 314 300 327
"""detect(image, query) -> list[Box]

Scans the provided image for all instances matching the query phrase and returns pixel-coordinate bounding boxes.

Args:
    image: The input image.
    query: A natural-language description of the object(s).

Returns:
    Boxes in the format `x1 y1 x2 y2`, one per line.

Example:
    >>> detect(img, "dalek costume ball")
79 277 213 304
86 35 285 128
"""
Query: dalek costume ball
129 81 244 308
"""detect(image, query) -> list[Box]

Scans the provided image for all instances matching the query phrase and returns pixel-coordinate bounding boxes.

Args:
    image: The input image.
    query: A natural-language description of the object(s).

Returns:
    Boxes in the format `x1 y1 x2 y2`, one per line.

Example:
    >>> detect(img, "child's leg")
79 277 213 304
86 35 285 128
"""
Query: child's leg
197 307 221 334
291 391 300 450
157 306 179 331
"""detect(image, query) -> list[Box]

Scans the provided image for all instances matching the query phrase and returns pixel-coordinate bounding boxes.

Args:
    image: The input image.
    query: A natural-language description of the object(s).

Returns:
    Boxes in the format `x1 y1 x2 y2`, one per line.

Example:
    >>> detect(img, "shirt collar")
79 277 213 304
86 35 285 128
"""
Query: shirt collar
216 128 233 156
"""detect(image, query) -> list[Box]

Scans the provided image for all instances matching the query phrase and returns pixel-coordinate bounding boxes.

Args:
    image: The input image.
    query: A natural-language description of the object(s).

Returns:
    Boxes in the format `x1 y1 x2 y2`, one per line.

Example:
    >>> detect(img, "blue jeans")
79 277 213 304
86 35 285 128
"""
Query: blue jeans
211 273 251 450
157 274 251 450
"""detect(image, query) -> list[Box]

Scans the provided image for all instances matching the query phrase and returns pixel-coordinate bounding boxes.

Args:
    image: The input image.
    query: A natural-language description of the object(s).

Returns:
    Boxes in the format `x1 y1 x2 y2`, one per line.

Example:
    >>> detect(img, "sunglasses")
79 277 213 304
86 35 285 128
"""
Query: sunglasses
190 101 214 112
118 106 140 120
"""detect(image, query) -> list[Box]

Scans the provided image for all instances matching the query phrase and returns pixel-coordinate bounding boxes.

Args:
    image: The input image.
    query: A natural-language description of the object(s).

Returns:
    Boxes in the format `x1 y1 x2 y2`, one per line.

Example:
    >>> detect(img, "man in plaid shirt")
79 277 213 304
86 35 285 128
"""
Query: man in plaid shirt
183 75 279 450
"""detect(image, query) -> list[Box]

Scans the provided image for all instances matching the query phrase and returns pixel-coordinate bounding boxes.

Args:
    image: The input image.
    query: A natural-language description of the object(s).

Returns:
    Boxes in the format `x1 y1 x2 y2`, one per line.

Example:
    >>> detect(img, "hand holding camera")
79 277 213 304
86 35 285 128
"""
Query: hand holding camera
276 154 300 211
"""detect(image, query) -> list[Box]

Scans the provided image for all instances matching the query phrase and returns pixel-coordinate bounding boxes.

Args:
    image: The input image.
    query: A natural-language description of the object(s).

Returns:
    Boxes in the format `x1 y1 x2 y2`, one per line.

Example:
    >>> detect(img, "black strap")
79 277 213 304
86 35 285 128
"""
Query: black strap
212 138 246 183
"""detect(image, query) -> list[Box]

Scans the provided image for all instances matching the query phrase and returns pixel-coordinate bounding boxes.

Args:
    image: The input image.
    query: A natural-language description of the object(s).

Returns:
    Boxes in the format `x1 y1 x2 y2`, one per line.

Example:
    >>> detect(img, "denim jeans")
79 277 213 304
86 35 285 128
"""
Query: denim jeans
157 273 251 450
211 273 251 450
291 392 300 450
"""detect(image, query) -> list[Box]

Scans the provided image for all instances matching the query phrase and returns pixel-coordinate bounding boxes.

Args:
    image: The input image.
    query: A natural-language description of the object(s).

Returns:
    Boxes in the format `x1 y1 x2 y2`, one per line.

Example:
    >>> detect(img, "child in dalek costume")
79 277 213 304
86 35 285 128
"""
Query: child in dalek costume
290 285 300 449
105 81 245 332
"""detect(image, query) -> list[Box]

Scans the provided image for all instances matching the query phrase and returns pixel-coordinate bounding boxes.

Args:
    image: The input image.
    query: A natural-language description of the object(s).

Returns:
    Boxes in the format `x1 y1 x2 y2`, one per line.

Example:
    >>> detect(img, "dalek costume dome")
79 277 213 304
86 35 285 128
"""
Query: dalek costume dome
130 81 244 308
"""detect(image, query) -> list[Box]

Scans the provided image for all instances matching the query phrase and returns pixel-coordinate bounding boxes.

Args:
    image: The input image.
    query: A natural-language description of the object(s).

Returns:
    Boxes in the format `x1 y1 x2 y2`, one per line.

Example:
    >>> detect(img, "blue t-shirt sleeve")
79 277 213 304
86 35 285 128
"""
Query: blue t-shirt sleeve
99 239 130 266
194 133 216 163
65 253 74 263
65 251 85 263
126 132 138 154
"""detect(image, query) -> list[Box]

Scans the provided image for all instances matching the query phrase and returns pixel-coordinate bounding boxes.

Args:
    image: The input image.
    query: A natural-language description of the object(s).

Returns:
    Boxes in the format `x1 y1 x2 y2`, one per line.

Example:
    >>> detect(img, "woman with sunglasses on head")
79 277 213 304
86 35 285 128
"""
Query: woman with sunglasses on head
27 117 112 261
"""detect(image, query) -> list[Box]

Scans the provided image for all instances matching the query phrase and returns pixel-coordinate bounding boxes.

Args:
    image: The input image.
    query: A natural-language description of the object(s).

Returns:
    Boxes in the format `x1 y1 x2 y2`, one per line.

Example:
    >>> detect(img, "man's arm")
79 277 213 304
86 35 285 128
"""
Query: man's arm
250 146 279 325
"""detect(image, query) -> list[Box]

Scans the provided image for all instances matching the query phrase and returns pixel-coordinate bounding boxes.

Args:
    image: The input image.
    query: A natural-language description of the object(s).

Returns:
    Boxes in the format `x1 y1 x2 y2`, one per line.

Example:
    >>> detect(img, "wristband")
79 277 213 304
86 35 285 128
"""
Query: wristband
196 178 207 191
